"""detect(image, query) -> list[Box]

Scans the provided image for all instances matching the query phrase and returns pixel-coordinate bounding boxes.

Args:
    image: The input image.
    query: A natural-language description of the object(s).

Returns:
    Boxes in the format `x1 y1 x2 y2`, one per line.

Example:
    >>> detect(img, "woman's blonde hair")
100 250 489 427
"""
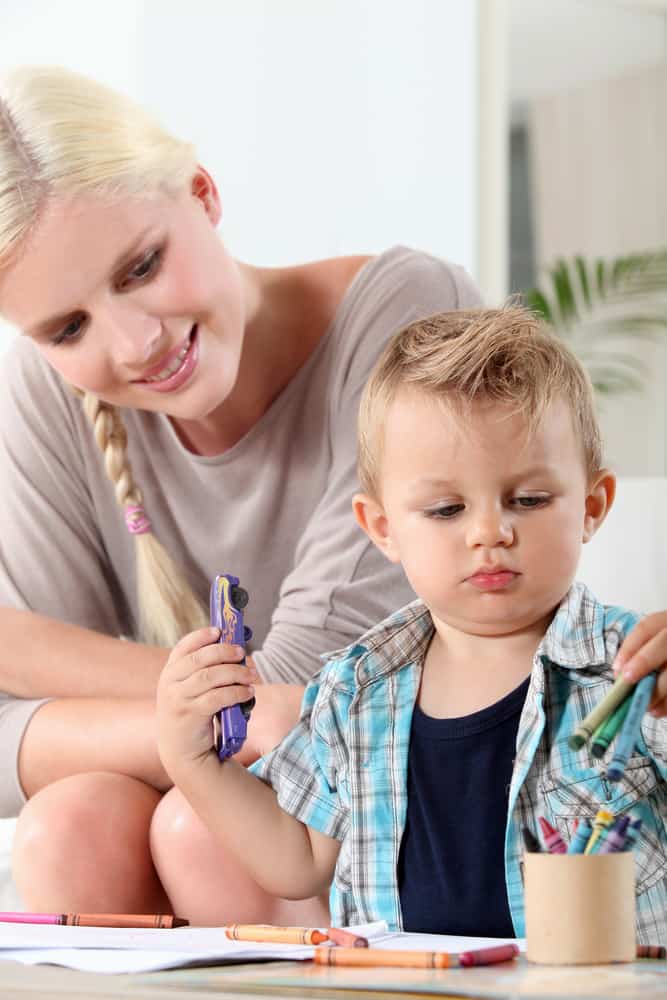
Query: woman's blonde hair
358 305 602 499
0 66 207 645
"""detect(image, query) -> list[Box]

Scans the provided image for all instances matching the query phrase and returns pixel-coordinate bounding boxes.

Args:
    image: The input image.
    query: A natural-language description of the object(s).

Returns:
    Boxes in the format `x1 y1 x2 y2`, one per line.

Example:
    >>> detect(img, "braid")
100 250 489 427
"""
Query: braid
81 392 208 647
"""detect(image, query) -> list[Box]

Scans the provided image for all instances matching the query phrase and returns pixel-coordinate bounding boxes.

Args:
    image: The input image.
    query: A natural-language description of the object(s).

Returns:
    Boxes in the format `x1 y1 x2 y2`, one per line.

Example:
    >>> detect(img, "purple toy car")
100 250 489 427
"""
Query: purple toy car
210 574 255 760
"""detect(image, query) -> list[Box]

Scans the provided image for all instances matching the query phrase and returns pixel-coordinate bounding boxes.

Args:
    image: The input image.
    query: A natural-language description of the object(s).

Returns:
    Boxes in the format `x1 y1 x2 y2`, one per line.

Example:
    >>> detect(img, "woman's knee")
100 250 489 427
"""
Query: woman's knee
13 772 160 873
12 772 166 909
150 786 210 867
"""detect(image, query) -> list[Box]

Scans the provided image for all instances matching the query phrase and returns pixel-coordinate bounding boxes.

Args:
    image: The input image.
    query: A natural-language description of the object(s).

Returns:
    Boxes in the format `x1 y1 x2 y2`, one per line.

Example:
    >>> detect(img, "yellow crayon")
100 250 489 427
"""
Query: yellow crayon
225 924 328 945
584 807 614 855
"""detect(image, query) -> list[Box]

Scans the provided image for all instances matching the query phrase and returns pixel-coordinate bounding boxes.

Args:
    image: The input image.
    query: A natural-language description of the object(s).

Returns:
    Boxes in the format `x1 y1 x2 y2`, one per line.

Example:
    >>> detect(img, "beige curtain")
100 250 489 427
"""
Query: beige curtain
529 61 667 476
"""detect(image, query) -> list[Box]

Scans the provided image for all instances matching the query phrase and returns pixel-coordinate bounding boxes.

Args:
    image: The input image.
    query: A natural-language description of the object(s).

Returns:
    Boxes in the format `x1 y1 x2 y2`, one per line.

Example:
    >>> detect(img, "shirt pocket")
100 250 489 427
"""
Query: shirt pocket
540 764 666 893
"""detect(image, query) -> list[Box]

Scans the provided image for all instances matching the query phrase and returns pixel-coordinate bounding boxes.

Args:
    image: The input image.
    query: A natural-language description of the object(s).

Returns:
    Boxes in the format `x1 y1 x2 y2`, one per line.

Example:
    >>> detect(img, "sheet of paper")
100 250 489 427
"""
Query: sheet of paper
0 921 387 973
374 930 526 953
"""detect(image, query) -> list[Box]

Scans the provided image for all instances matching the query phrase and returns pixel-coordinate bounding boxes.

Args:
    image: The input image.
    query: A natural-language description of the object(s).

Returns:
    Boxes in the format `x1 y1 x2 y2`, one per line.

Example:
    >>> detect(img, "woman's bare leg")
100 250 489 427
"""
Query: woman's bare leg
12 772 170 912
150 786 330 926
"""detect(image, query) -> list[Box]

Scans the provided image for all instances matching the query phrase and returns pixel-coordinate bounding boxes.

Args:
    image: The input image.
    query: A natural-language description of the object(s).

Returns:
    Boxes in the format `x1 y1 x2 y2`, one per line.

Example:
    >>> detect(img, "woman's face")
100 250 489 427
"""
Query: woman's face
0 172 246 421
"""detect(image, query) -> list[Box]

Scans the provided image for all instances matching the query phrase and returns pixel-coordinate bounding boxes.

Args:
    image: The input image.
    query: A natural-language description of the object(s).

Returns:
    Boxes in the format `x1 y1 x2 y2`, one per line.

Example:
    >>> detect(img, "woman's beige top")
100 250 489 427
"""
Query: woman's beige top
0 246 480 815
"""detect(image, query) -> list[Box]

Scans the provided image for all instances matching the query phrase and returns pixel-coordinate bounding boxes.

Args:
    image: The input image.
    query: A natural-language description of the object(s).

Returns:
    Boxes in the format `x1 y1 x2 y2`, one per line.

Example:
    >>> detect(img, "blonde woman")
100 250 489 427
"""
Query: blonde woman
0 66 484 923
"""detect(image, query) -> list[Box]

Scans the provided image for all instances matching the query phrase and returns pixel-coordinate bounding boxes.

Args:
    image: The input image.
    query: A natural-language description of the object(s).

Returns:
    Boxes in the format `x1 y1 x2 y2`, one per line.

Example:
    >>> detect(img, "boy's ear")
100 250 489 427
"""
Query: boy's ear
582 469 616 543
352 493 401 563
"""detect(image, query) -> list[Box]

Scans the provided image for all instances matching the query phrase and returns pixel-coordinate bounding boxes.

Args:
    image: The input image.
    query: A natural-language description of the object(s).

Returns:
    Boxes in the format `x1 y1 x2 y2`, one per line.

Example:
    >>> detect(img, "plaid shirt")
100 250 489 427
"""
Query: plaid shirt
251 582 667 940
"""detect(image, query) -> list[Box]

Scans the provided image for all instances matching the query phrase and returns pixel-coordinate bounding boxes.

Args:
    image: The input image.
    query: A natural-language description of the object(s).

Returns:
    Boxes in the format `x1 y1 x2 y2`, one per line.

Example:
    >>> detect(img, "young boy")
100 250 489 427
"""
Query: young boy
156 306 666 941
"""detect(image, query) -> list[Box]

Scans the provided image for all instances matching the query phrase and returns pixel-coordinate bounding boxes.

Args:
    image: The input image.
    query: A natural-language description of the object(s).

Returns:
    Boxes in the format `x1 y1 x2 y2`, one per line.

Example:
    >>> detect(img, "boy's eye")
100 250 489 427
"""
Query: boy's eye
426 503 465 519
51 314 86 346
512 495 548 508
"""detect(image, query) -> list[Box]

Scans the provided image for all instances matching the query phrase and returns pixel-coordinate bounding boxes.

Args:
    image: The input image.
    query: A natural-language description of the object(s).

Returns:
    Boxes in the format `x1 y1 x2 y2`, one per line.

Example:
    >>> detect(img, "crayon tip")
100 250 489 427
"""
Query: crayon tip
606 766 622 783
538 816 556 839
590 743 606 759
568 733 586 751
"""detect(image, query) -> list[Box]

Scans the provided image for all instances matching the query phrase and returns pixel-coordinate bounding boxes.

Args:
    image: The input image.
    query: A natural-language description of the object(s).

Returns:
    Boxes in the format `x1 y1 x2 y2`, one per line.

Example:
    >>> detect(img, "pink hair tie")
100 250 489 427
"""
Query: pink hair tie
124 504 152 536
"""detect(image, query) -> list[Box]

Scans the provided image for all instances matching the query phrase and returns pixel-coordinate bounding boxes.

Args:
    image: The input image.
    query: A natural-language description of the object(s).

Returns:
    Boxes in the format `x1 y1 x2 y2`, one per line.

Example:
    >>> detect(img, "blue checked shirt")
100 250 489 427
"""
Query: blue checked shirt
251 582 667 941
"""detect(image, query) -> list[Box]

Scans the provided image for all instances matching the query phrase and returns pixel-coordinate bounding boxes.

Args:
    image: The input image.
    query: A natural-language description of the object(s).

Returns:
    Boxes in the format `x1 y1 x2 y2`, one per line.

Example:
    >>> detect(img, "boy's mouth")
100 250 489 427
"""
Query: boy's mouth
467 568 519 591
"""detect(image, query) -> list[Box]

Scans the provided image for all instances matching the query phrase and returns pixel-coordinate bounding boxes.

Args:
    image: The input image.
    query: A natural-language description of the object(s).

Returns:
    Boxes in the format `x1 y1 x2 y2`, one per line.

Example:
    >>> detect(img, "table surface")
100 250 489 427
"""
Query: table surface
1 955 666 1000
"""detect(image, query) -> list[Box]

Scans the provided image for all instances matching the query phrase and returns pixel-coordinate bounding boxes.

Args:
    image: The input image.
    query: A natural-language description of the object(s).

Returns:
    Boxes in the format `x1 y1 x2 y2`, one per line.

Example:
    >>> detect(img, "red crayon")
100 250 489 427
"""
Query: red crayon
459 943 520 967
538 816 567 854
636 944 666 959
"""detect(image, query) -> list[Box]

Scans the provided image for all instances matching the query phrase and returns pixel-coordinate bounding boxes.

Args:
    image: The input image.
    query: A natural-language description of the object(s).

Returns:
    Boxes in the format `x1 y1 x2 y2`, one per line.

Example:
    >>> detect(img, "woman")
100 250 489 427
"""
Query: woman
0 66 481 923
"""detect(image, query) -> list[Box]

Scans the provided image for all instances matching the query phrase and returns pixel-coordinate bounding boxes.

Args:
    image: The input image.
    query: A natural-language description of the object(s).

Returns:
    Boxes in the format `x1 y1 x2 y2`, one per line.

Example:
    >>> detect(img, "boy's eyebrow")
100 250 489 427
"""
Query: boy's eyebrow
25 227 155 337
408 466 559 493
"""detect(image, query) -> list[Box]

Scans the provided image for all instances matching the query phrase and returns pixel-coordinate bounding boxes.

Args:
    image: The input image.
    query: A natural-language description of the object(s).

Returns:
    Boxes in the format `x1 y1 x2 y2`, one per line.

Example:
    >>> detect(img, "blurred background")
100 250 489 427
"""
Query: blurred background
1 0 666 476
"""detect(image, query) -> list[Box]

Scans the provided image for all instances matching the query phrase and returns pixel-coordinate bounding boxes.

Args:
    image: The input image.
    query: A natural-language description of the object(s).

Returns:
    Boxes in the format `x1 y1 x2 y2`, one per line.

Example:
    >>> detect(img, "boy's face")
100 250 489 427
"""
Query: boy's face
354 389 614 638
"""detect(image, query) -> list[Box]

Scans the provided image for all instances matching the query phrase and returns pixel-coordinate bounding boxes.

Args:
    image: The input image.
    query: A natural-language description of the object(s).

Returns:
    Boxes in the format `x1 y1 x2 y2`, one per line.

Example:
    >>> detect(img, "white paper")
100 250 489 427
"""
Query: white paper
0 921 384 973
0 921 525 975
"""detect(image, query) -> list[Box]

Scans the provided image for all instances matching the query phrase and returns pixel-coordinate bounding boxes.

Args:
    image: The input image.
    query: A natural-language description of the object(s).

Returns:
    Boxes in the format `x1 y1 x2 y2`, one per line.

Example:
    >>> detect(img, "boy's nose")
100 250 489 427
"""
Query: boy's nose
466 508 514 548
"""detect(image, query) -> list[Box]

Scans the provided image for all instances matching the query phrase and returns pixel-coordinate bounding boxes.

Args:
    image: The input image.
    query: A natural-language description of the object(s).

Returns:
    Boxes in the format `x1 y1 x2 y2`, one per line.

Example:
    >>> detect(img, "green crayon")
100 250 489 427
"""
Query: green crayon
591 696 632 758
568 674 635 750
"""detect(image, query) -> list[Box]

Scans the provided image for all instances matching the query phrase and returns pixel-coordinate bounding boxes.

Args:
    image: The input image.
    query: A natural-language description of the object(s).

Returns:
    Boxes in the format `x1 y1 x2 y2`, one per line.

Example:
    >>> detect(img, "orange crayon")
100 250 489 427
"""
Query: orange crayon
315 946 457 968
326 926 369 948
226 924 328 945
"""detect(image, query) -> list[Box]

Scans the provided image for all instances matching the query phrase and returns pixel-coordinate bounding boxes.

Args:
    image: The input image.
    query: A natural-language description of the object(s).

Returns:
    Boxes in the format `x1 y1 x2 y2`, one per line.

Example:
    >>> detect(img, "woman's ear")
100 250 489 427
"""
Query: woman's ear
352 493 401 563
191 166 222 225
583 469 616 543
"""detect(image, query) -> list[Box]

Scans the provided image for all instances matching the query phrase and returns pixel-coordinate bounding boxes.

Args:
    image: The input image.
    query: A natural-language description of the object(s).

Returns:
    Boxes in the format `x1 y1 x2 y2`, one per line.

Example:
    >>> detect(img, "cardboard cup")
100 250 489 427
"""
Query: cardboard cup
524 853 635 965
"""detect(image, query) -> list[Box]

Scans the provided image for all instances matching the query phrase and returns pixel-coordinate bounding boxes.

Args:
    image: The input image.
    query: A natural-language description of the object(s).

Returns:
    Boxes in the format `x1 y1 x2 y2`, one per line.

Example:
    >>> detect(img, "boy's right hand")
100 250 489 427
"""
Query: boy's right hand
156 627 257 778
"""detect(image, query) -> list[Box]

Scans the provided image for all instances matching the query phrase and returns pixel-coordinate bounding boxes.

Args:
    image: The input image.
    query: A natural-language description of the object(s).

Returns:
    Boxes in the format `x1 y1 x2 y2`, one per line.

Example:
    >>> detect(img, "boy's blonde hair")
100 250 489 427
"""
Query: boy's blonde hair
358 305 602 498
0 66 207 646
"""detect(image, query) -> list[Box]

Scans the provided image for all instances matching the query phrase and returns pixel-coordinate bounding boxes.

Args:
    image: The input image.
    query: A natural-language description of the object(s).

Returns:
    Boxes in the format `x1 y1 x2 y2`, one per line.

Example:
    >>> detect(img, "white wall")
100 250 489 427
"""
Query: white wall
0 0 480 350
509 0 666 113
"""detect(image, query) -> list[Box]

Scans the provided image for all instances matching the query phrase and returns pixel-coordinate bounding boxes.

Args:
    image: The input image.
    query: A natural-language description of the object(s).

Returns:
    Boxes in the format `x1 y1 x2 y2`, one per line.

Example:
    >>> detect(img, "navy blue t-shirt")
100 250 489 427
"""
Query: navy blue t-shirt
397 676 530 936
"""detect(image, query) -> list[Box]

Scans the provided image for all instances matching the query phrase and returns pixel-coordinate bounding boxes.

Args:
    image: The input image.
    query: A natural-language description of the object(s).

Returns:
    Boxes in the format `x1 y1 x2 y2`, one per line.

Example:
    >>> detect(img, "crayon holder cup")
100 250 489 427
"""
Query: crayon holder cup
524 853 635 965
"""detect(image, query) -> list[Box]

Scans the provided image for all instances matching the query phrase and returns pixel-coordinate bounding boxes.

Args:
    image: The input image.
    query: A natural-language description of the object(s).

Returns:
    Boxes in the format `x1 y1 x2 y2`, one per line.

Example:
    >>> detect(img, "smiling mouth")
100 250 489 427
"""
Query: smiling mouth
134 326 196 384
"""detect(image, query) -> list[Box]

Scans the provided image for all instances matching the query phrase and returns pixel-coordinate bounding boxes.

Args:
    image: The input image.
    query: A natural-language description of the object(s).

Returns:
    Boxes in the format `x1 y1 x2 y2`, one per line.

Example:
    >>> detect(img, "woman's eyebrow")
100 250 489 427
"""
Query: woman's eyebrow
25 227 156 337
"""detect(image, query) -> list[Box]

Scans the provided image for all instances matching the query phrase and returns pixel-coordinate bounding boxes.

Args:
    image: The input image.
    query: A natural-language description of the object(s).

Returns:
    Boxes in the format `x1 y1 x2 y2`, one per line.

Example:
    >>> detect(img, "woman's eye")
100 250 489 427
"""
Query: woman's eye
51 314 86 346
427 503 465 519
119 248 162 288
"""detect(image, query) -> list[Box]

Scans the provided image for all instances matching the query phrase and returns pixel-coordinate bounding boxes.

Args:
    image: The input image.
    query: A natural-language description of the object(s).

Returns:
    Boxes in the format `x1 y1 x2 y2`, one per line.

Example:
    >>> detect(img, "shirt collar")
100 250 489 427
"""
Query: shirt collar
323 598 434 685
534 581 608 670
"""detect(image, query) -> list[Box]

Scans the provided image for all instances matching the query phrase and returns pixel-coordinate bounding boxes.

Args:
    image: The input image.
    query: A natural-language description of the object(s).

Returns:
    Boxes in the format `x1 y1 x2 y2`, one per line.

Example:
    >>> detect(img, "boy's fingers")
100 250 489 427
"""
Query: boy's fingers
169 627 220 662
197 684 255 715
166 638 245 680
184 663 257 698
615 628 667 682
649 672 667 716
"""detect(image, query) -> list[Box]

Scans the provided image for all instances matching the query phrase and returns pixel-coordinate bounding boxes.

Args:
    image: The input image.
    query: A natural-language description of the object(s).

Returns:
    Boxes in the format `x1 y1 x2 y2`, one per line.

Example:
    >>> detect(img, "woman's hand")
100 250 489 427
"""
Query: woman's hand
156 627 257 778
614 612 667 718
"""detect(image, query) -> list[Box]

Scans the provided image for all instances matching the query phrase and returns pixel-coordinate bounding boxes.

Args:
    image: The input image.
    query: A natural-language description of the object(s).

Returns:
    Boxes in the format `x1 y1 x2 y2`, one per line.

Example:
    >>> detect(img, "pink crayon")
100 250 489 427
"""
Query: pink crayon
538 816 567 854
459 943 520 967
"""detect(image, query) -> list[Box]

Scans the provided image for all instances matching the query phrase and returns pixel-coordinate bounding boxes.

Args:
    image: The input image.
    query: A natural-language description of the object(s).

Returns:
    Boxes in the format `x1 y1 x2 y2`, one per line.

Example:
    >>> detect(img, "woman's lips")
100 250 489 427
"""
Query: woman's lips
467 570 518 591
135 327 198 393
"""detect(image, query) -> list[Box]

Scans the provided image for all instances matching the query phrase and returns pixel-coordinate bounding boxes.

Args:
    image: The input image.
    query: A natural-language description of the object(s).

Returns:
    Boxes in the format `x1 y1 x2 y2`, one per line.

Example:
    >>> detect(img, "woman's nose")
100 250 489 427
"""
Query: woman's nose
98 301 163 367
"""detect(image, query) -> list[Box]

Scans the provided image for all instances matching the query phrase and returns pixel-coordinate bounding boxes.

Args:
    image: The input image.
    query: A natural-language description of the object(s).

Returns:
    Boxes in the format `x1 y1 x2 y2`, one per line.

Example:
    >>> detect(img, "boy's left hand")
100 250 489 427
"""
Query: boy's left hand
156 626 257 776
614 611 667 718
